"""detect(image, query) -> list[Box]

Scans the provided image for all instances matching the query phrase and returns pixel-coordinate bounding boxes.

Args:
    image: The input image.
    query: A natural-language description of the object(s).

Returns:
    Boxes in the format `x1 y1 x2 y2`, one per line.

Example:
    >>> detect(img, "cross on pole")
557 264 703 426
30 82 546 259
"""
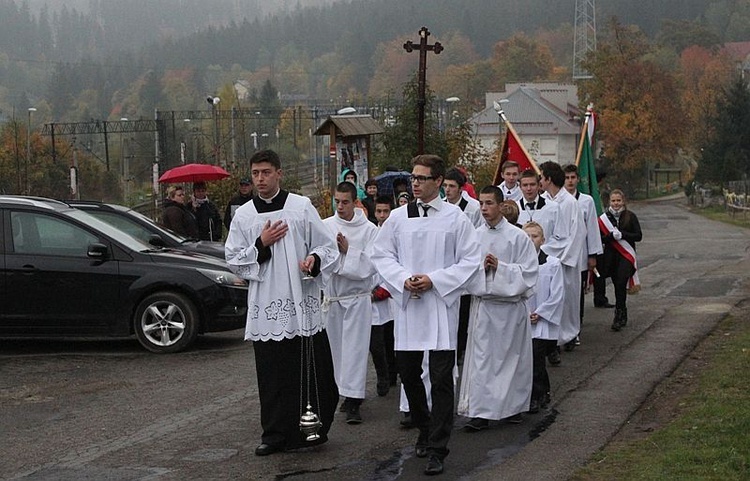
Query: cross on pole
404 26 443 155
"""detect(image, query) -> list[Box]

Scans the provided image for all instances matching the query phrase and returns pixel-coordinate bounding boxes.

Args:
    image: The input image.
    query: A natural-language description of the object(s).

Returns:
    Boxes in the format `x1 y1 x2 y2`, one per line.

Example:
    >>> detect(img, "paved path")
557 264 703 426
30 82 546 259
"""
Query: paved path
3 196 749 481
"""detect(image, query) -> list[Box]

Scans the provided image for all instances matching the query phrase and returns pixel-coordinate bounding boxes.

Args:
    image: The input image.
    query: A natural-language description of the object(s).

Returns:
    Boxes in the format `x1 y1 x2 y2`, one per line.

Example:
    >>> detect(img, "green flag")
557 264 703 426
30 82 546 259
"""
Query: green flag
576 132 603 215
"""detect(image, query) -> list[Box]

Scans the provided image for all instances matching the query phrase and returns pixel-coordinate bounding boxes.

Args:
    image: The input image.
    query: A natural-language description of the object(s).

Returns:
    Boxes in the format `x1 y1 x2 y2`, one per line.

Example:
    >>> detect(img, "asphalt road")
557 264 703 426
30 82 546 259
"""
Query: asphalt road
2 196 749 481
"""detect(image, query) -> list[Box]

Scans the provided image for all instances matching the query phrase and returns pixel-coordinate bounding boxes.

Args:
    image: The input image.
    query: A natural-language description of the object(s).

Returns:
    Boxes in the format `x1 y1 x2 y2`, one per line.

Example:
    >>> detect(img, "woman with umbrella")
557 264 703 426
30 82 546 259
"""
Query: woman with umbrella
162 185 198 238
158 163 230 239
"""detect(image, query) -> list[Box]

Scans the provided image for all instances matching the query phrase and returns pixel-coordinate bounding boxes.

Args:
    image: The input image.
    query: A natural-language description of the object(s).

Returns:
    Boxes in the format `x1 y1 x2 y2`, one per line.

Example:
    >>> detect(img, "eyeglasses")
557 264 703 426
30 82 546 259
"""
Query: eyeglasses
410 175 436 184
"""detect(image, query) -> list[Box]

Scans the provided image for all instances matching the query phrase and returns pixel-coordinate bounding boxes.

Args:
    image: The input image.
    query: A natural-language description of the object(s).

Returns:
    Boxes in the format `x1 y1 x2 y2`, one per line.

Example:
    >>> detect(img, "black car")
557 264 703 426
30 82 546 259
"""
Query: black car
0 196 247 353
63 200 225 259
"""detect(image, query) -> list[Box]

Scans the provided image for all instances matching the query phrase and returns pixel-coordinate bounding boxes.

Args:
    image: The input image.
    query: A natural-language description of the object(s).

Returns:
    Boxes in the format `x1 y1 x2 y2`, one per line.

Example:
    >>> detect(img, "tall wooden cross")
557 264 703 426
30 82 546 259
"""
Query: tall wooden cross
404 26 443 155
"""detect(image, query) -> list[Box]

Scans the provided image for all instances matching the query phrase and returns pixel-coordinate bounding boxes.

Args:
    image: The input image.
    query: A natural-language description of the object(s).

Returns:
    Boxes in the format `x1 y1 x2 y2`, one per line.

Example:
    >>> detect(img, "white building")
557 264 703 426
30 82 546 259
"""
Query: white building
468 83 582 165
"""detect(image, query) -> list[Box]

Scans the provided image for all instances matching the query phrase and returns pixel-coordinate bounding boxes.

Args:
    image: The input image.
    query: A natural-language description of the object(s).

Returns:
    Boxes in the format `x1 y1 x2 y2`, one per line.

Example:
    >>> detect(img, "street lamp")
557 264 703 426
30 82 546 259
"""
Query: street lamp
26 107 36 194
207 96 221 165
445 97 460 130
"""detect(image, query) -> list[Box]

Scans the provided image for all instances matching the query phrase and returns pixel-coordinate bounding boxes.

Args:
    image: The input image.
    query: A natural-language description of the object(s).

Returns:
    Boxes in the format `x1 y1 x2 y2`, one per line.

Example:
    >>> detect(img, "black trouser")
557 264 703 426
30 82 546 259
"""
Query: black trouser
579 271 588 325
593 254 608 306
382 320 397 384
397 350 455 460
369 324 389 386
532 339 557 401
457 295 471 362
611 255 634 310
254 331 339 449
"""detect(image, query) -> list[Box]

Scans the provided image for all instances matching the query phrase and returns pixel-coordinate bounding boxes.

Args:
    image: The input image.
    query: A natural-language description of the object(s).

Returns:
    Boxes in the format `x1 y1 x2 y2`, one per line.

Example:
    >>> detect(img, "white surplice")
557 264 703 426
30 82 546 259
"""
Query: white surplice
225 193 338 341
528 255 564 341
516 196 561 242
446 195 483 228
541 188 587 345
322 209 379 399
372 201 481 351
497 181 523 202
575 191 604 269
458 218 538 420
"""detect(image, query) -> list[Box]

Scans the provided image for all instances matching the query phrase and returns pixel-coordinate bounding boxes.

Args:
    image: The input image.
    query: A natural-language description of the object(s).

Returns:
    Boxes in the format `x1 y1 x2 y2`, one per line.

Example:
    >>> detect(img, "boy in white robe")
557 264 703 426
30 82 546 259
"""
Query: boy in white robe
370 196 398 398
372 154 481 476
516 169 560 242
225 150 339 456
323 182 380 424
523 222 564 413
458 185 538 430
496 160 523 202
563 164 604 349
538 161 587 356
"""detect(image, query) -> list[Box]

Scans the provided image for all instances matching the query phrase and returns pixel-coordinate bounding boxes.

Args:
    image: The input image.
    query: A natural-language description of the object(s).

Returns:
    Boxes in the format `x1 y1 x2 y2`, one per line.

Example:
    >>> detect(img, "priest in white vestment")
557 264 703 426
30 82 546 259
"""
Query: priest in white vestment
372 155 481 476
323 181 379 424
225 150 339 456
458 186 538 430
538 161 587 347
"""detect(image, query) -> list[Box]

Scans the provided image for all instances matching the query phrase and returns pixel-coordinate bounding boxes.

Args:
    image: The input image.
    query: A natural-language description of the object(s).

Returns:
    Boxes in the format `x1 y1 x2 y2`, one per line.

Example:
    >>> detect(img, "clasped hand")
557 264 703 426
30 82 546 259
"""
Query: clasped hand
405 274 433 293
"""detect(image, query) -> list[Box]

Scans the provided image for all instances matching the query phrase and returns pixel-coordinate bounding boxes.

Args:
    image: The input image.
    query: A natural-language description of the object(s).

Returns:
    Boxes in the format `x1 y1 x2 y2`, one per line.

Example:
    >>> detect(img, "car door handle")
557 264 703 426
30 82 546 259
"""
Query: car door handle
20 264 38 273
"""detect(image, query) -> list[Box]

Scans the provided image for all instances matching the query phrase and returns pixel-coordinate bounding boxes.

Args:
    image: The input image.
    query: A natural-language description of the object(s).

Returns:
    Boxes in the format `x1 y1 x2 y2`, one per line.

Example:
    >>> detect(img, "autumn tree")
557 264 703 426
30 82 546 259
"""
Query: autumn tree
695 75 750 185
678 46 735 159
579 18 685 196
490 33 555 88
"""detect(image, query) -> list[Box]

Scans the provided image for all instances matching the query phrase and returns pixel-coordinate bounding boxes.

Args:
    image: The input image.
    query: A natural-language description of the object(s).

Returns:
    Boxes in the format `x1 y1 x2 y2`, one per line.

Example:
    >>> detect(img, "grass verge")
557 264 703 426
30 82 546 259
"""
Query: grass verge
690 205 750 230
571 314 750 480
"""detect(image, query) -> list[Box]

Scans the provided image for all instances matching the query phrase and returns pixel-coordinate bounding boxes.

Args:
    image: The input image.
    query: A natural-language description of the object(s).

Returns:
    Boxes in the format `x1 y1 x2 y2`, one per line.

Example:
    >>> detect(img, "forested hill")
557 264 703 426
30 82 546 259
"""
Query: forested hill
0 0 744 121
145 0 713 68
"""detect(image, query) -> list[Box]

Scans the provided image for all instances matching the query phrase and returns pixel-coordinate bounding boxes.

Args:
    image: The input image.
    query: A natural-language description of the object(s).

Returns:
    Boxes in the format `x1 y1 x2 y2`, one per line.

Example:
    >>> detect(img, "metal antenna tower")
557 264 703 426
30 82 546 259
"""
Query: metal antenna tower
573 0 596 80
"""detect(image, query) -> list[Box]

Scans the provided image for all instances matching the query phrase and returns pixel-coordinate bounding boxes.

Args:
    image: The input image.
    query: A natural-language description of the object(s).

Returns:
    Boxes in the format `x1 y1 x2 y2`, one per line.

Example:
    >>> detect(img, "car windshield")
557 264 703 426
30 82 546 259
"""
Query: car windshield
125 209 190 243
64 209 154 251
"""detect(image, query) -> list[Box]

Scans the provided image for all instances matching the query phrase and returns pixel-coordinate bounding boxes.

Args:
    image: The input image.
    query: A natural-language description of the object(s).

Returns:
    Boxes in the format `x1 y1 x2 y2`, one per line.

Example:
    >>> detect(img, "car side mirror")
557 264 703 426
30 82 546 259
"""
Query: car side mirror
87 242 109 258
148 234 167 248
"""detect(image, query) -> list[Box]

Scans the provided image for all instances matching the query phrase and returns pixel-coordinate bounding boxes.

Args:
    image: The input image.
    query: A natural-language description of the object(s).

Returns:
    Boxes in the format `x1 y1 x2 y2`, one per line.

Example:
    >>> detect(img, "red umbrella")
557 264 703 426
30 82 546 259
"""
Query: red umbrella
158 163 230 184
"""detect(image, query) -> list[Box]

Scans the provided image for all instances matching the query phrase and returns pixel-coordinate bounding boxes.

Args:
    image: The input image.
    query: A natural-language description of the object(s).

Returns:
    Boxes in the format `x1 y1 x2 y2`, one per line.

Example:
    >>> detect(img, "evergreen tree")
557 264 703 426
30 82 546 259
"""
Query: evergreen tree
696 75 750 185
375 75 448 172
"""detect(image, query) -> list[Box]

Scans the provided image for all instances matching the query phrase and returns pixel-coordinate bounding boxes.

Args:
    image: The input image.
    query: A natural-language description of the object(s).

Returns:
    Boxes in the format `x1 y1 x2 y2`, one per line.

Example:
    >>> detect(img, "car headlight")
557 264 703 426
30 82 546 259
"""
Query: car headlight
197 268 248 288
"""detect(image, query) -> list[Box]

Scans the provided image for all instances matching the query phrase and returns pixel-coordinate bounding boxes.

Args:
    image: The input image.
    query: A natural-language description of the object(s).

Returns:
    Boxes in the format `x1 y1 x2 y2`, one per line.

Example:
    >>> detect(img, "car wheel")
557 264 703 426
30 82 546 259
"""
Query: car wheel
134 292 199 353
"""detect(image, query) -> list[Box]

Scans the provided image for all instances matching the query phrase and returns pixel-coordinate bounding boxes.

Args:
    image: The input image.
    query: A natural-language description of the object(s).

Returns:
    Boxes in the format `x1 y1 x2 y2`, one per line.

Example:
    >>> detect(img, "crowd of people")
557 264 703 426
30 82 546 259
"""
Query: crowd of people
218 149 641 476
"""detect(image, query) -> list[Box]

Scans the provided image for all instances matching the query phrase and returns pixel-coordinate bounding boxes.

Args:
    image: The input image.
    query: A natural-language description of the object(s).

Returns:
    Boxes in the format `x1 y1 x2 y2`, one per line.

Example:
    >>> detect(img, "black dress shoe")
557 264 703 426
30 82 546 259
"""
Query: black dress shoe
595 302 615 308
424 455 444 475
346 404 363 424
254 443 283 456
464 417 489 431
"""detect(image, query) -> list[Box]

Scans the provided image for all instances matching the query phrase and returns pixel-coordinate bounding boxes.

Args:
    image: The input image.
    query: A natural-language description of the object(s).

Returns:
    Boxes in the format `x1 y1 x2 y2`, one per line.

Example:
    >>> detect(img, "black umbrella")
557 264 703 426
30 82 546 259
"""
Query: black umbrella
373 171 412 198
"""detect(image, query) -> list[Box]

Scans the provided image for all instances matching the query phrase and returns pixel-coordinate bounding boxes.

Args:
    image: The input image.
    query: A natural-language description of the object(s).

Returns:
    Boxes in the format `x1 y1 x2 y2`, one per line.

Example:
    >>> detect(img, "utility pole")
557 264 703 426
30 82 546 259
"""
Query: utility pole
573 0 597 80
404 26 443 155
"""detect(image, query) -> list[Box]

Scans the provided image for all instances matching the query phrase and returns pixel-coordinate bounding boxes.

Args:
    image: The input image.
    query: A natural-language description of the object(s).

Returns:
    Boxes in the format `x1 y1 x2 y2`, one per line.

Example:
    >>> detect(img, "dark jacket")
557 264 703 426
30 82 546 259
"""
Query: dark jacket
193 200 223 241
224 193 254 229
601 208 642 277
162 199 199 239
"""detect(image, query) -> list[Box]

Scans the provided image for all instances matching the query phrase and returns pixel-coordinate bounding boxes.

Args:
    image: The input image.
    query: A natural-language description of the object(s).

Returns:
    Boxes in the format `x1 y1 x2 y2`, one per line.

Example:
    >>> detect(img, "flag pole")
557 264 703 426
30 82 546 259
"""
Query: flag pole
575 111 591 167
492 100 540 185
505 120 539 174
492 100 509 185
